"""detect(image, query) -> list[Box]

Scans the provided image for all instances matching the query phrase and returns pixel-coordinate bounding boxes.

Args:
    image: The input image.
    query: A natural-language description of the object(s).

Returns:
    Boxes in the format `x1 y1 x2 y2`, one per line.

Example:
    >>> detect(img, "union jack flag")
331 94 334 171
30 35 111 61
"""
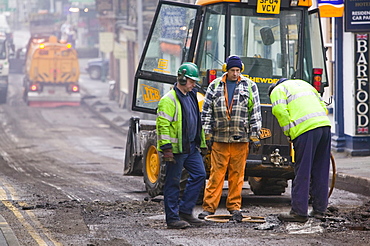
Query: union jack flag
357 127 369 134
357 34 368 40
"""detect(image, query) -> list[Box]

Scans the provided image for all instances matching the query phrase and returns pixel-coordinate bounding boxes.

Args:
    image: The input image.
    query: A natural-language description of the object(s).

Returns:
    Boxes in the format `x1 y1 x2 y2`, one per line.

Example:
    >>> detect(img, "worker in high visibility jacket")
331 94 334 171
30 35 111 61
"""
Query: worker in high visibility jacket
156 62 207 229
268 78 332 223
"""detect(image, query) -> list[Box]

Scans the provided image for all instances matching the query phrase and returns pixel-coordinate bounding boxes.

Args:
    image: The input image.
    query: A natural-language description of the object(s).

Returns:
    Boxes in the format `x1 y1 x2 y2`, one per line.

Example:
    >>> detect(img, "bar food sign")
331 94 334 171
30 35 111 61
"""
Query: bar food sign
355 33 370 135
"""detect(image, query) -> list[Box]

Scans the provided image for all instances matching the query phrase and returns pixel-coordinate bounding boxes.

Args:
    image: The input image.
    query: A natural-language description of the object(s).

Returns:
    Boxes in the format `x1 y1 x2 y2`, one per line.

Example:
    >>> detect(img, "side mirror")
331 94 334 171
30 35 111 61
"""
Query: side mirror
260 27 275 46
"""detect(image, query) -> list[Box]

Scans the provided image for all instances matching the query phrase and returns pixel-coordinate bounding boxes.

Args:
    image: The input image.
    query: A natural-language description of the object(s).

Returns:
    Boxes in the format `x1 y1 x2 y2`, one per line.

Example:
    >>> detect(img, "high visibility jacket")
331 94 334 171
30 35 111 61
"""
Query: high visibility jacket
270 79 331 140
156 86 206 153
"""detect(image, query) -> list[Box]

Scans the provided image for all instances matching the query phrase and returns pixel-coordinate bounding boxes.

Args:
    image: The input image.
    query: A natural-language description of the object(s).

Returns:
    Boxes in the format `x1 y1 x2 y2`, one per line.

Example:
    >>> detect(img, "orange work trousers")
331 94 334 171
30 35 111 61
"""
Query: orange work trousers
202 141 249 212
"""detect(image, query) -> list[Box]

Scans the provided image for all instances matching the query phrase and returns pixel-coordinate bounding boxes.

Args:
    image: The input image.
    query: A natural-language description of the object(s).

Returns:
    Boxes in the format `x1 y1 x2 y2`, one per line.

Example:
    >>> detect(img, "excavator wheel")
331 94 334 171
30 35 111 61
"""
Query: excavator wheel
143 138 165 197
123 126 142 176
179 170 204 204
248 177 288 195
179 161 206 205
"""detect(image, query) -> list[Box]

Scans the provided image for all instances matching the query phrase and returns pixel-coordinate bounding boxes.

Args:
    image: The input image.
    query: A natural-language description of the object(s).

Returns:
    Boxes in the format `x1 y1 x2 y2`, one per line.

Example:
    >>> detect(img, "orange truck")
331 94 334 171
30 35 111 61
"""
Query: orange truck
23 35 80 107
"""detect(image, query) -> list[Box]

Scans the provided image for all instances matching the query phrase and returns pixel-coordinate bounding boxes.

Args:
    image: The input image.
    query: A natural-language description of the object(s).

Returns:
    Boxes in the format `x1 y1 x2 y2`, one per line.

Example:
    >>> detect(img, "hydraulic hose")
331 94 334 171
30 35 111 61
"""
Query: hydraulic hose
328 153 336 198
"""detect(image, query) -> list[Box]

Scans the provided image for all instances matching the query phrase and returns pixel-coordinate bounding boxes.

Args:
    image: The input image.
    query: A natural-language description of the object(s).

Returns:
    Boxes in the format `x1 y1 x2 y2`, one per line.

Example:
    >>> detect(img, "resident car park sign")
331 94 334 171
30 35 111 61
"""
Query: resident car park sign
345 0 370 32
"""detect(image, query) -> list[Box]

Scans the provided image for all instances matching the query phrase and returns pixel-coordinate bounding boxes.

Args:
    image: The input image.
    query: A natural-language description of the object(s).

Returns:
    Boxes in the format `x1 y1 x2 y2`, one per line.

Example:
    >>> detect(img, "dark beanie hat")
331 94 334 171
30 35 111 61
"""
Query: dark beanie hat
226 55 243 70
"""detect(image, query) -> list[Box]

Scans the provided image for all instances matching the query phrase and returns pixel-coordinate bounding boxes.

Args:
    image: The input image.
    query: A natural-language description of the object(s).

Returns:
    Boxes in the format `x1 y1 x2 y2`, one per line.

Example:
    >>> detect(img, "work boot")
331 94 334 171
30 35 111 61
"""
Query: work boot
179 212 205 225
229 210 243 223
278 210 308 223
309 210 325 221
198 210 214 219
167 220 190 229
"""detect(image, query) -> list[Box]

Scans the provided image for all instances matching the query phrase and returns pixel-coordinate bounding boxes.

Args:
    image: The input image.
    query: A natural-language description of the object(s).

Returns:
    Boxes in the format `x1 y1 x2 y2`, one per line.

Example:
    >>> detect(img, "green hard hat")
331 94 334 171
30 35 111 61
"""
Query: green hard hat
178 62 200 81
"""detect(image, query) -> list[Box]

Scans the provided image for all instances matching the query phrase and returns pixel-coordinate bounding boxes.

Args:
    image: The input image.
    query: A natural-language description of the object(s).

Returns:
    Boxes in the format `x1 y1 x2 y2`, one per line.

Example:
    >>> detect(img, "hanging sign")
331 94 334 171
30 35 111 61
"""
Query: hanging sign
355 33 370 135
345 0 370 32
99 32 114 53
318 0 344 17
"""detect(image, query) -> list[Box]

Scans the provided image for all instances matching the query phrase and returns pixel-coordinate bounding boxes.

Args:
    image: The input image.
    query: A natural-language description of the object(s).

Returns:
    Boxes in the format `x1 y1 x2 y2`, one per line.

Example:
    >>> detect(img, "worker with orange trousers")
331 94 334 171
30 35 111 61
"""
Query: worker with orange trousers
198 55 262 221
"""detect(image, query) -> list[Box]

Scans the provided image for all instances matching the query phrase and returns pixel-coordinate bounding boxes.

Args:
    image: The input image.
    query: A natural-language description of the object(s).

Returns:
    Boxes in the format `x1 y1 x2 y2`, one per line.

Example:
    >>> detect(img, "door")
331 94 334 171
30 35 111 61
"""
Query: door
306 8 328 87
132 1 202 114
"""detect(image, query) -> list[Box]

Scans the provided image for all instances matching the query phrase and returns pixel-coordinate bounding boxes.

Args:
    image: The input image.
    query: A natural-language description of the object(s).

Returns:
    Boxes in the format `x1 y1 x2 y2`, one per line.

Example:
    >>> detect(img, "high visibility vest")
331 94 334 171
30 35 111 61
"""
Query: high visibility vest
270 79 331 140
156 89 206 153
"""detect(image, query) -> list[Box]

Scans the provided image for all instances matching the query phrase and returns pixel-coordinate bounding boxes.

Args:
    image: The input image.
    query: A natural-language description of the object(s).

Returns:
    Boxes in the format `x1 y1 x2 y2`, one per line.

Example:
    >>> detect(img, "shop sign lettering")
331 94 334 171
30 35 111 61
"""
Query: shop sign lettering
355 33 370 134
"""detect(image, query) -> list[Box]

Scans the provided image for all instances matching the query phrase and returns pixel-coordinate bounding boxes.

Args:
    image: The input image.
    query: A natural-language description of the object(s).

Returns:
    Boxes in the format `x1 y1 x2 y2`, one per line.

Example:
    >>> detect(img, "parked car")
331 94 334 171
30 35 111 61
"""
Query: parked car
85 58 109 80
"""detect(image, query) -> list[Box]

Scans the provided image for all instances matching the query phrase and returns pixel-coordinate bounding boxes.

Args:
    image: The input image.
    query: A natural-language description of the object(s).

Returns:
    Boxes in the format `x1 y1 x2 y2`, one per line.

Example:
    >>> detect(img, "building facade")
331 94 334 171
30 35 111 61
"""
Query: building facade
325 1 370 155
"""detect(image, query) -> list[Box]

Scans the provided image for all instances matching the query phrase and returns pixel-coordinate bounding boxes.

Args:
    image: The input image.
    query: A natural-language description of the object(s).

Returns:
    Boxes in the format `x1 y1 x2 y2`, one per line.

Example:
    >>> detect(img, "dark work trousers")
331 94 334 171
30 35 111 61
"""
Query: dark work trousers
164 142 206 224
291 126 331 216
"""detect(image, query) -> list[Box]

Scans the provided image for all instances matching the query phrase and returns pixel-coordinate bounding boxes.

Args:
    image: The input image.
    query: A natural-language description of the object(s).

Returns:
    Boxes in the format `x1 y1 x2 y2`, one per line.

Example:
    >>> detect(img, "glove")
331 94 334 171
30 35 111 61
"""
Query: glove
162 149 175 163
287 136 292 143
200 147 208 156
249 129 261 152
205 133 213 151
206 140 212 152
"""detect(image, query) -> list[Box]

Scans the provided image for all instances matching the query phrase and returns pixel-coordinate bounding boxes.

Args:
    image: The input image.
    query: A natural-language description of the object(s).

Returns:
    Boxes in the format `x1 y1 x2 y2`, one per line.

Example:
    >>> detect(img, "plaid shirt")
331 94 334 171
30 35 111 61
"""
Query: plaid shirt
201 73 262 143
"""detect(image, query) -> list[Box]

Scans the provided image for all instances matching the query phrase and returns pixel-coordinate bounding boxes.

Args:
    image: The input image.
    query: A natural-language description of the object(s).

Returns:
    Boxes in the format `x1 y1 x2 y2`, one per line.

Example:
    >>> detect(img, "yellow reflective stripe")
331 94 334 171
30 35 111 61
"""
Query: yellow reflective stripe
287 91 318 103
282 111 328 132
272 99 286 107
281 85 291 97
158 134 179 143
272 86 289 107
157 111 173 121
273 88 317 107
167 92 179 121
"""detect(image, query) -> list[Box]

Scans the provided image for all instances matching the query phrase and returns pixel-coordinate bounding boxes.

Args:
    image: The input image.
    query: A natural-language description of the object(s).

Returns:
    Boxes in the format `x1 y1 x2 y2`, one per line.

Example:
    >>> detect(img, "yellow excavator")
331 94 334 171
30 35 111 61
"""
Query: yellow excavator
124 0 331 198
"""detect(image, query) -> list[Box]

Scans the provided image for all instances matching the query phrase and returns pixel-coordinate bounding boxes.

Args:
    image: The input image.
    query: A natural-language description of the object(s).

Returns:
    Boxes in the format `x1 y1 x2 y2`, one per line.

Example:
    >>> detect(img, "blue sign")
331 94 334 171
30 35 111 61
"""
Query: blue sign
345 0 370 32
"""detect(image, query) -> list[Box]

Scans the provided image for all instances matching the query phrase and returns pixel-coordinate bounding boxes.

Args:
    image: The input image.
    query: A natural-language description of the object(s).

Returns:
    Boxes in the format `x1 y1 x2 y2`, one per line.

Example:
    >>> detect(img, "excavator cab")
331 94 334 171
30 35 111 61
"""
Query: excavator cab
133 0 328 112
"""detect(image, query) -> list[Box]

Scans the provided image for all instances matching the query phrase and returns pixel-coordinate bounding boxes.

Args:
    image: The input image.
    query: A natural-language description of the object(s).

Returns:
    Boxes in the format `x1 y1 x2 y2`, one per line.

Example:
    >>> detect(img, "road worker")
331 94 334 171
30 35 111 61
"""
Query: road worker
156 62 207 229
199 55 262 221
268 78 331 222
